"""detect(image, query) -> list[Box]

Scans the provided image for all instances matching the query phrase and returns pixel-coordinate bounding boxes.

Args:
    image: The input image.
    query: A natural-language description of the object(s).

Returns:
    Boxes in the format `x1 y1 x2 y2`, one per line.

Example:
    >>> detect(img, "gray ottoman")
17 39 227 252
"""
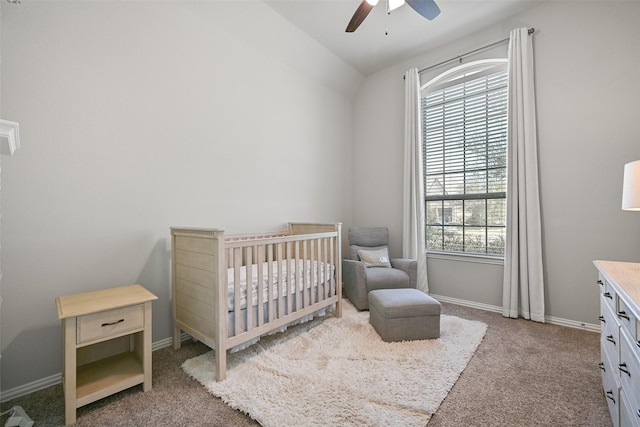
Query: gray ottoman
368 288 441 342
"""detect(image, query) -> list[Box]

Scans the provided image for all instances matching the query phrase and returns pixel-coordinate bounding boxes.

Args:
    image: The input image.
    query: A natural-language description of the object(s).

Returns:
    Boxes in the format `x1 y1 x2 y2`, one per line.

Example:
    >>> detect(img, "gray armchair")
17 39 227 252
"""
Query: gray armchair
343 227 418 310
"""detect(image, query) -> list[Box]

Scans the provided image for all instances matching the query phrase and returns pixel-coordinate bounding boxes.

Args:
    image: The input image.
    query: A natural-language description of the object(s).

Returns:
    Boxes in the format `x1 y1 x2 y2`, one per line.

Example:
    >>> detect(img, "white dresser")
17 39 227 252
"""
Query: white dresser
594 260 640 426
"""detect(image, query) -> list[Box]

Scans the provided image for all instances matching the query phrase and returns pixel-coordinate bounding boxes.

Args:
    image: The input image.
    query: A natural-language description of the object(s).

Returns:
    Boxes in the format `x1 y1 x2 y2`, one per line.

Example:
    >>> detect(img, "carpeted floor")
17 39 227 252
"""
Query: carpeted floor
0 301 611 426
183 301 486 427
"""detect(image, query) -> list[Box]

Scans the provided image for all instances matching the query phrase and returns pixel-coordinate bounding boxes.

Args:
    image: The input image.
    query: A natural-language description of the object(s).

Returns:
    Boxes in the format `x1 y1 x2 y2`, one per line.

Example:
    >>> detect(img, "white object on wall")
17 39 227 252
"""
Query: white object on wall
0 120 20 156
622 160 640 211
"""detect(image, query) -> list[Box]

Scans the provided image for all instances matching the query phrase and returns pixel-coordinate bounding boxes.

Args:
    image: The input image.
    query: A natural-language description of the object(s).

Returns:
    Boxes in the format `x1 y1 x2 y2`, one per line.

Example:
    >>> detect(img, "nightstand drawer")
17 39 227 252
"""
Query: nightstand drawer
77 304 144 344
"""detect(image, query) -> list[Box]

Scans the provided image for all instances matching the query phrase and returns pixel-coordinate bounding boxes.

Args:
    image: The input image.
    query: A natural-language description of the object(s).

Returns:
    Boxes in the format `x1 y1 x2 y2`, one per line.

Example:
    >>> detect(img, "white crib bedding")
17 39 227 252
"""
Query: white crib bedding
227 259 335 312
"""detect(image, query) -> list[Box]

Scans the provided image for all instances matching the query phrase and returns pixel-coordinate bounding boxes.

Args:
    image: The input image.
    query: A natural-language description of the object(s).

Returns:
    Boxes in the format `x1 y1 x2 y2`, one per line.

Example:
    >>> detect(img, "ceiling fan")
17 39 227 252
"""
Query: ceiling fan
346 0 441 33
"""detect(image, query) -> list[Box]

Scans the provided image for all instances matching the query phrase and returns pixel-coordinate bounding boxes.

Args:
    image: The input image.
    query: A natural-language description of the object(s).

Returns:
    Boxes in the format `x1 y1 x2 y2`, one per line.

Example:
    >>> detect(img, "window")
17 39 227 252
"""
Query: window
422 60 508 256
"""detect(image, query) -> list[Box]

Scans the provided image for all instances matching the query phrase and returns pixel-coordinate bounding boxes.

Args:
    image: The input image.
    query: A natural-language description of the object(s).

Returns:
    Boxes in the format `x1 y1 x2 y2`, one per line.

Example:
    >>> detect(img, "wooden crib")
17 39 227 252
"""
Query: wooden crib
171 222 342 381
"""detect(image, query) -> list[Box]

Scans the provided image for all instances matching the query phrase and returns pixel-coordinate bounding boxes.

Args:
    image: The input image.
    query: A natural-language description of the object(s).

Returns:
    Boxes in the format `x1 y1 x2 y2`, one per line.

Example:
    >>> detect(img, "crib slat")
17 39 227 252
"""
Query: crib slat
302 240 308 308
309 240 318 305
321 237 326 299
325 238 330 298
320 238 324 300
267 244 274 322
257 244 265 327
294 241 301 312
316 239 324 301
324 238 329 298
245 247 253 334
286 241 292 316
329 236 335 298
276 242 284 319
233 248 242 334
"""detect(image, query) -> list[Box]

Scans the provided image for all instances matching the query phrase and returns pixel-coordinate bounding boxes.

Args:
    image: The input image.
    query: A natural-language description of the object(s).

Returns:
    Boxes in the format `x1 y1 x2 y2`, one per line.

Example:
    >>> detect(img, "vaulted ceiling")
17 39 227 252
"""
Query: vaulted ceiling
265 0 544 75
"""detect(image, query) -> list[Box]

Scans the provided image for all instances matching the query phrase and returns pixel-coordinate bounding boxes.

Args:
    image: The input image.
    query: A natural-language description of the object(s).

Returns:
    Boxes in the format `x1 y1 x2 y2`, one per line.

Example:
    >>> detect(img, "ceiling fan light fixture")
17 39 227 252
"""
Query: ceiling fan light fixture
347 0 438 33
388 0 405 11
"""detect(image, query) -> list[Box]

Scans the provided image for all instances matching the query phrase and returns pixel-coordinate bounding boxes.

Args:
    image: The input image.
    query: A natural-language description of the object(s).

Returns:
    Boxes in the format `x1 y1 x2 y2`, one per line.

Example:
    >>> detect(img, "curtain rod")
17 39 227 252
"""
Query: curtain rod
416 27 535 76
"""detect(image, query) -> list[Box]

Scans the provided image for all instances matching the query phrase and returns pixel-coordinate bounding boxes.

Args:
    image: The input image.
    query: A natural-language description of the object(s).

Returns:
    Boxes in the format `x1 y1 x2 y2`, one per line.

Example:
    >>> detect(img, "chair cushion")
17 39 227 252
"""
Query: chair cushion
358 247 392 268
365 267 409 291
348 227 389 247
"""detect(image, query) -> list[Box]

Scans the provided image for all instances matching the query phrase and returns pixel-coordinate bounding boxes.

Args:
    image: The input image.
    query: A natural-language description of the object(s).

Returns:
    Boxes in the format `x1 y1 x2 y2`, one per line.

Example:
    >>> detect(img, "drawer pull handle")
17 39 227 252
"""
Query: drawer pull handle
599 316 606 323
597 279 603 285
636 340 640 348
599 362 606 372
606 335 616 345
618 311 630 320
606 390 616 403
101 319 125 327
603 292 613 299
636 409 640 418
619 362 631 377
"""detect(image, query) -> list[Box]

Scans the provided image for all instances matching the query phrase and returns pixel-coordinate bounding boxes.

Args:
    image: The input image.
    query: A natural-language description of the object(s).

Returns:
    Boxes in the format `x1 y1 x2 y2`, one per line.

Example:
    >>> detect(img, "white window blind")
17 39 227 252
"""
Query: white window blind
422 63 508 255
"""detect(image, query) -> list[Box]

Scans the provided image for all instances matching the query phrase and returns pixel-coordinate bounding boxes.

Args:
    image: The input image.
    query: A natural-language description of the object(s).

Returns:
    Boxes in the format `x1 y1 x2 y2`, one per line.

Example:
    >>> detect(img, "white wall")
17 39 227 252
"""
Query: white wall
353 1 640 323
0 1 360 391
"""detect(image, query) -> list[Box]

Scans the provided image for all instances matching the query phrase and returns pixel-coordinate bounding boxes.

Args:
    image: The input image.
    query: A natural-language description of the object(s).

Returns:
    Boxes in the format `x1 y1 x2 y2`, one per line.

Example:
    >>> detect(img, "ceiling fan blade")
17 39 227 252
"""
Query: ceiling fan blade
346 1 375 33
406 0 441 21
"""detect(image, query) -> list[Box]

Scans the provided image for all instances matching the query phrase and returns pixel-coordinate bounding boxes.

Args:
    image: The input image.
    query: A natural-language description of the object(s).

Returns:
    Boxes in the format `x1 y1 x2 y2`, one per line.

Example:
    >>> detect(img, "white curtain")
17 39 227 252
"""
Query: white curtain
403 68 429 293
502 28 545 322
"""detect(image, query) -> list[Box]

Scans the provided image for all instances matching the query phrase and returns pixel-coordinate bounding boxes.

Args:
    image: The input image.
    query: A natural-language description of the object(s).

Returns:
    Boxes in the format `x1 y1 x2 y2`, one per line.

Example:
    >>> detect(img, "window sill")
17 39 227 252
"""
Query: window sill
426 251 504 266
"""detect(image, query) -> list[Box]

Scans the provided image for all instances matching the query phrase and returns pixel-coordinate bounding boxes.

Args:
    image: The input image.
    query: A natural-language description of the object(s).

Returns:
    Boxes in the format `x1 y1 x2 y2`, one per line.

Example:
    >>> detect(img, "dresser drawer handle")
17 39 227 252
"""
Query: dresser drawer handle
636 409 640 418
618 311 630 320
636 340 640 348
606 335 616 345
603 292 613 299
101 319 125 327
606 390 616 403
599 362 606 372
619 362 631 377
597 279 603 285
599 316 606 323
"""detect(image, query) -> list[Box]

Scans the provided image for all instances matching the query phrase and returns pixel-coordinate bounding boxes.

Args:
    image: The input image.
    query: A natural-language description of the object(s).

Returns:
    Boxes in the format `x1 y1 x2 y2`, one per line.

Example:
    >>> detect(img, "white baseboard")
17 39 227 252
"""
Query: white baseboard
0 333 192 403
0 373 61 403
431 293 601 333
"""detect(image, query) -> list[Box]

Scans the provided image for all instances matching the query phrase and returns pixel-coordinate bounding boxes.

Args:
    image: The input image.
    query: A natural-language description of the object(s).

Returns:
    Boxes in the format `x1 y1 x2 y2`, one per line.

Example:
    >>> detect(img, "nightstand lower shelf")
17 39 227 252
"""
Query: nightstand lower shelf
76 351 145 407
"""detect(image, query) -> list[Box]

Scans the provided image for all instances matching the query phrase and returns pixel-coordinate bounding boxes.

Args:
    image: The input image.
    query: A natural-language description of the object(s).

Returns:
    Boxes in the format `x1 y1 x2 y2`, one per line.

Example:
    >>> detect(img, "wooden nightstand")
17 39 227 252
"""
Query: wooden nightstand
56 284 158 425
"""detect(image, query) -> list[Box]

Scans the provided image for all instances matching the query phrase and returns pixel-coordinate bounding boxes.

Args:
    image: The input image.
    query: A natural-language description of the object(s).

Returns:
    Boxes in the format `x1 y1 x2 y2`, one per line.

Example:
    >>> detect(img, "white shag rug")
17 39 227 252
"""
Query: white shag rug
182 300 487 427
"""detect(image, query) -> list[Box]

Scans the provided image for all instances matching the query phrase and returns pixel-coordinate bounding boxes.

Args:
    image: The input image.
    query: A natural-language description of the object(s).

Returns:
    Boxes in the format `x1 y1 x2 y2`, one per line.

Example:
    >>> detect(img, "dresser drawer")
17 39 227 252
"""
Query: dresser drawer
621 331 640 413
602 355 620 427
602 297 621 360
621 388 640 427
602 338 617 379
77 304 144 344
601 339 618 402
599 276 616 311
618 297 638 339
